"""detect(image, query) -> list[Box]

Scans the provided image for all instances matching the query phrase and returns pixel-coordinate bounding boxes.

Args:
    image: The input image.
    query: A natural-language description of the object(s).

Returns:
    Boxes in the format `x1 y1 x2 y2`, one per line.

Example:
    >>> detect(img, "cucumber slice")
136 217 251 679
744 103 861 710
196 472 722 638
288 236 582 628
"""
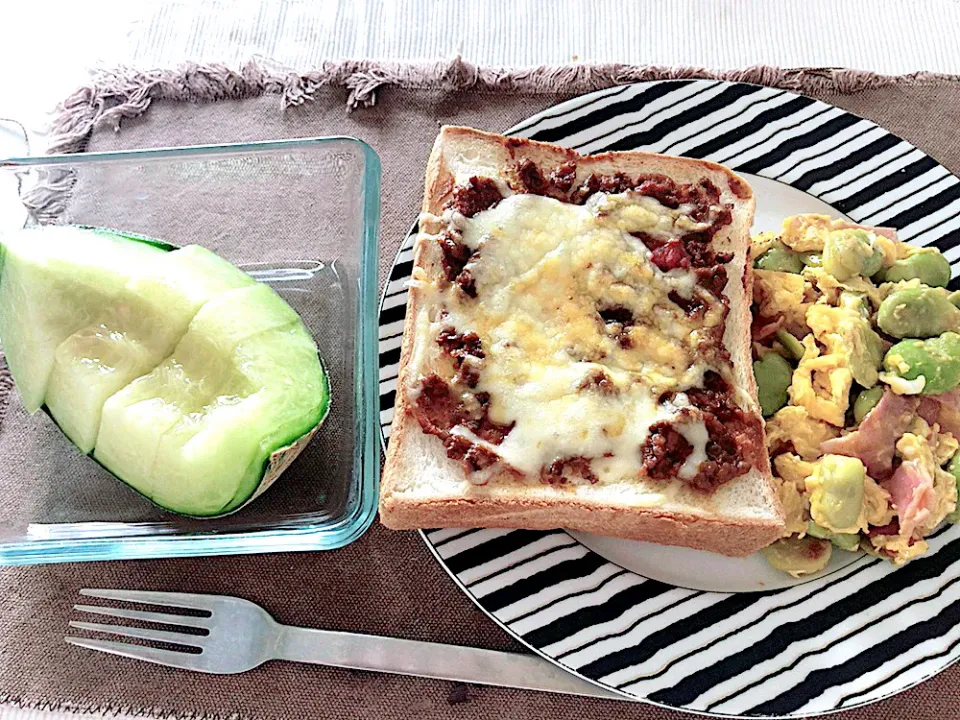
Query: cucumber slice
0 226 328 517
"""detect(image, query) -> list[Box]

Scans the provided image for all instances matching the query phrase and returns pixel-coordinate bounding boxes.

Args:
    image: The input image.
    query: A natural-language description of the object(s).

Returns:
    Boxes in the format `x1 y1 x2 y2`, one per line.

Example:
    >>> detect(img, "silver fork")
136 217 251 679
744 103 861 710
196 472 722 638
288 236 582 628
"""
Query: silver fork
66 589 625 700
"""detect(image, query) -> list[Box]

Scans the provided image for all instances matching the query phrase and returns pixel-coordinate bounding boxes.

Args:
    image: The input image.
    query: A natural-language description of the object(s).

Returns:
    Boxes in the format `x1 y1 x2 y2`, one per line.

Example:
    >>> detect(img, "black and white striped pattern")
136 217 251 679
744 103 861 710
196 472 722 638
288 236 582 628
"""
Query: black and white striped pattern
377 80 960 716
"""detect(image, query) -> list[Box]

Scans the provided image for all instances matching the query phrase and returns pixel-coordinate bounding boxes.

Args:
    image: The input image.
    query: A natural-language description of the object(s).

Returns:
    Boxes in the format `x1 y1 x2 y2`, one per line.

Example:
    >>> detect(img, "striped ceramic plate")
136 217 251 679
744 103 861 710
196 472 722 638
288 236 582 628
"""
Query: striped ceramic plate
377 80 960 717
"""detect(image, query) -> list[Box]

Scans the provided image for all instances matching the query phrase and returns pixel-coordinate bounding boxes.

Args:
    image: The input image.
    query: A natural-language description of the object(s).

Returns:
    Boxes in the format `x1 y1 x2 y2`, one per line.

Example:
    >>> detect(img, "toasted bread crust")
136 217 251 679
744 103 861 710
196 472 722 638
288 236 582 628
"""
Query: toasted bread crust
381 126 783 557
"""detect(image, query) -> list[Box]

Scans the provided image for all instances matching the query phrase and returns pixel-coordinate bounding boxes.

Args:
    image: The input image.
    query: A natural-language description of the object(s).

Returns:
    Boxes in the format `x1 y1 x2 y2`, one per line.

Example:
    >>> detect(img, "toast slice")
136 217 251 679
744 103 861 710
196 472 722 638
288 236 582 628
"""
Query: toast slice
380 126 784 557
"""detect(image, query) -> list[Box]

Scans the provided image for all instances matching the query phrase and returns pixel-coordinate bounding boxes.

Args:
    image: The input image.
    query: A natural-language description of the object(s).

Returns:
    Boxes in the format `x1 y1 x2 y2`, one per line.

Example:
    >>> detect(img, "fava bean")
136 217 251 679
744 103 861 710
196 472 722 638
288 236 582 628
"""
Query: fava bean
755 241 804 274
839 291 871 320
876 287 960 339
949 290 960 309
806 521 861 552
883 332 960 395
762 536 832 577
881 250 951 287
822 229 883 280
844 312 885 388
753 352 792 417
797 252 822 268
808 454 866 533
947 451 960 524
774 329 805 360
853 385 884 424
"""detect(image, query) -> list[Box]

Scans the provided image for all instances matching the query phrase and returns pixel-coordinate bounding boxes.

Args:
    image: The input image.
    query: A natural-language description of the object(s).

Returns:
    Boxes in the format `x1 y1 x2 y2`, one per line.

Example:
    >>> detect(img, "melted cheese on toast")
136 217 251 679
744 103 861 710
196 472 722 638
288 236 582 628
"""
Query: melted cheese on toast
410 190 729 484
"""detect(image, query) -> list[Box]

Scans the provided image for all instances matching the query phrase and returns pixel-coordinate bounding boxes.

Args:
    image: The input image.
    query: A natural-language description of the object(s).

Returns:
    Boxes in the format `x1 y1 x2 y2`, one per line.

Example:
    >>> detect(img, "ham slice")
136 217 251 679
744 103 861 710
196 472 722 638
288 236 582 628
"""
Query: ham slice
917 389 960 438
881 460 935 539
820 390 919 479
752 314 784 343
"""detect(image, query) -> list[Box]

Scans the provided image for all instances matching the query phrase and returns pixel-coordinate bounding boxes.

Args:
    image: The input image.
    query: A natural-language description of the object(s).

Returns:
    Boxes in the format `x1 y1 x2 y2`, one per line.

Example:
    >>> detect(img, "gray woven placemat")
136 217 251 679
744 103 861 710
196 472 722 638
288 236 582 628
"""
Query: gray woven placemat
2 60 960 720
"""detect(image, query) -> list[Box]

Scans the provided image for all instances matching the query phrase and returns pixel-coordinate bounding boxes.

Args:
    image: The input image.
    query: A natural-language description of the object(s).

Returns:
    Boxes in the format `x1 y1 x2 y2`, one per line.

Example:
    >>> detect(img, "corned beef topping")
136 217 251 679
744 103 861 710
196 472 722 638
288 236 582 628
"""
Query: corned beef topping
693 414 751 492
549 161 578 192
641 422 694 480
697 264 729 298
577 369 617 394
651 371 760 491
412 374 513 475
668 290 705 318
598 305 634 325
597 305 635 349
437 327 484 388
452 176 503 217
438 232 472 282
517 159 548 194
437 328 484 366
541 456 599 485
633 231 668 252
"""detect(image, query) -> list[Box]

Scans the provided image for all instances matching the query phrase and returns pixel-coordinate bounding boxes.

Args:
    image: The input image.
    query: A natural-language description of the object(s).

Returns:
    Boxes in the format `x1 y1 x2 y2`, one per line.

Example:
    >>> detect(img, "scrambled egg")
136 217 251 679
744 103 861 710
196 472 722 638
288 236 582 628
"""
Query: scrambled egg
934 427 960 465
752 214 960 575
790 335 853 427
766 406 838 460
751 231 778 259
779 214 835 252
868 535 930 566
864 476 895 526
774 452 817 485
803 266 883 308
753 270 811 336
806 304 884 388
777 475 809 536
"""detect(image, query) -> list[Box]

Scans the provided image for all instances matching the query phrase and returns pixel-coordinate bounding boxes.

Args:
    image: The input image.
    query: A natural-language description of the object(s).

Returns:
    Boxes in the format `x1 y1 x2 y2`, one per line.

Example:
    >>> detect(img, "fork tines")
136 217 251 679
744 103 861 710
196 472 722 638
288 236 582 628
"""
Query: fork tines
65 588 213 670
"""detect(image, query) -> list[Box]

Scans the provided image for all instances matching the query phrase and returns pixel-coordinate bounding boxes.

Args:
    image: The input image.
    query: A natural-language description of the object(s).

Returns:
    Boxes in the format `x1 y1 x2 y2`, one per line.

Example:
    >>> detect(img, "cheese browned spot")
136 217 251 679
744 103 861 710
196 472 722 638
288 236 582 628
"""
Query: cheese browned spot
409 165 749 491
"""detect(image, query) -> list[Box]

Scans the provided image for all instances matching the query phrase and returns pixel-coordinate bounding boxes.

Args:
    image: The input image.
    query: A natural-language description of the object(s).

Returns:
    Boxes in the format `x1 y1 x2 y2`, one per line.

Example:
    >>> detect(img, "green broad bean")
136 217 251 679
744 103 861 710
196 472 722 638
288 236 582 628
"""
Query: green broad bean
831 533 861 552
809 454 866 533
947 451 960 524
881 250 951 288
762 536 833 577
753 352 792 417
843 314 884 389
755 241 803 274
876 287 960 339
883 332 960 395
774 329 805 360
806 521 861 552
950 290 960 309
797 252 822 268
822 229 883 280
839 291 871 320
853 385 884 424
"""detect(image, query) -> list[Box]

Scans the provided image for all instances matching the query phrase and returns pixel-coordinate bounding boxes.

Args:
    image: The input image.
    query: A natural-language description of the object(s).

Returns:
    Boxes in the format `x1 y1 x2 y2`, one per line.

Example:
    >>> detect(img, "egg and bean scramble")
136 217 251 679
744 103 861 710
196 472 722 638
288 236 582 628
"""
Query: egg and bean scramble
751 214 960 576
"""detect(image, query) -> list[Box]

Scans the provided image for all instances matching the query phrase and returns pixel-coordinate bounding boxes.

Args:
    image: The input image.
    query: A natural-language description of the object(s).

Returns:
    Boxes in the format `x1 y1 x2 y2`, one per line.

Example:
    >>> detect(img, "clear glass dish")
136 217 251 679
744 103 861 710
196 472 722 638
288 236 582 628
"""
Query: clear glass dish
0 137 381 564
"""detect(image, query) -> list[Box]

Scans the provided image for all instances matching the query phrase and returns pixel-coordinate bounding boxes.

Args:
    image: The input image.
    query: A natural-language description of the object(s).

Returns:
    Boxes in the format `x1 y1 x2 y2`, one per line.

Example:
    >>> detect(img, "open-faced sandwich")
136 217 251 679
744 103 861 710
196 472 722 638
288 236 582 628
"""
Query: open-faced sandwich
380 126 785 557
751 215 960 575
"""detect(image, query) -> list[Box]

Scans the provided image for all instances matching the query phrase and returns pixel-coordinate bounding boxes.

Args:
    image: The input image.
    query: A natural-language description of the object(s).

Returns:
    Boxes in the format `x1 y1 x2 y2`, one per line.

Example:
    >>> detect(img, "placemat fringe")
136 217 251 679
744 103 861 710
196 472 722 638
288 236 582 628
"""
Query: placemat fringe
47 57 960 157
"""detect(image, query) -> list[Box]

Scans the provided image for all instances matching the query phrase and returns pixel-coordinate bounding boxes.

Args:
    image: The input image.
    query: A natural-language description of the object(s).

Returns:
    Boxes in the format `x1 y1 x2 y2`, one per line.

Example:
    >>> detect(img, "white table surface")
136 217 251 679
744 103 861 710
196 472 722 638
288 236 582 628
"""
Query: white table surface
2 0 960 717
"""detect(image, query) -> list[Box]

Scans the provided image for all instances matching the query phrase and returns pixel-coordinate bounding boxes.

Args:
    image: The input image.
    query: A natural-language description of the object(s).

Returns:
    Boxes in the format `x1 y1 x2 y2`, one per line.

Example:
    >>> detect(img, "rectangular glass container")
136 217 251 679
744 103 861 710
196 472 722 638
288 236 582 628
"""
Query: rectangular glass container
0 137 381 564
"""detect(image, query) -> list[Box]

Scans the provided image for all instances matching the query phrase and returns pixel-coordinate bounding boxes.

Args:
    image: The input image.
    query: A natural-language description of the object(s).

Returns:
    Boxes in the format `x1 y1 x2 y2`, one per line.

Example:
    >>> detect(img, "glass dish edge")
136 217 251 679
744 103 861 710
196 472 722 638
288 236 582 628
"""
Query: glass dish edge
0 136 382 564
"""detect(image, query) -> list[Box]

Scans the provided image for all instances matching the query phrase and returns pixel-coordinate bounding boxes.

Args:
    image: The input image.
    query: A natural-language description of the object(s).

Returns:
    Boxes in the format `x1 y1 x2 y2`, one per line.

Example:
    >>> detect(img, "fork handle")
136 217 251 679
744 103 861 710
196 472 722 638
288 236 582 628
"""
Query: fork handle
275 626 625 700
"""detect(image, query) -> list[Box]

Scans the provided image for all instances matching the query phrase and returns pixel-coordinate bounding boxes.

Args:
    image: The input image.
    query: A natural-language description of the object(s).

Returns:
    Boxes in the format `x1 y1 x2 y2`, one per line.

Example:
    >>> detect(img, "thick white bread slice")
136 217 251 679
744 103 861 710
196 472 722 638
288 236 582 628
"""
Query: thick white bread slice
381 126 784 557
